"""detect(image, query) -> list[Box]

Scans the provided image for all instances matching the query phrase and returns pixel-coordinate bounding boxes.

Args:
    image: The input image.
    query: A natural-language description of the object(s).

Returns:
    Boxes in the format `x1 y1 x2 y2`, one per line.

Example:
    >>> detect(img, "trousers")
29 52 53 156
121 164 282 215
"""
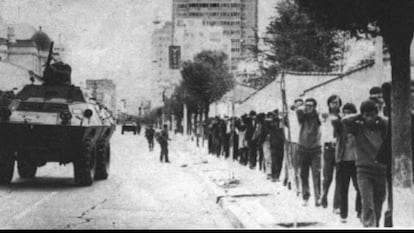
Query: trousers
337 161 361 219
357 170 386 227
299 149 322 203
270 144 284 179
160 143 169 162
321 143 340 209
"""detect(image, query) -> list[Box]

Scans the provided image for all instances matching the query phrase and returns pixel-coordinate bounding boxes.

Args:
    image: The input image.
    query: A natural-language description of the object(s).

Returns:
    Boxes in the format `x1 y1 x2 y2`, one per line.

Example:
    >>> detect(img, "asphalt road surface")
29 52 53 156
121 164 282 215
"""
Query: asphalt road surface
0 129 233 229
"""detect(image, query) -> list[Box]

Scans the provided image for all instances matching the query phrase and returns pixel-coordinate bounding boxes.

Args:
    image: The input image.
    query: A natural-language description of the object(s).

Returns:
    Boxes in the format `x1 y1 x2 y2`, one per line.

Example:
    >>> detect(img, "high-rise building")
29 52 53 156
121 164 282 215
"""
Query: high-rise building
85 79 117 115
173 0 259 70
151 19 232 106
151 22 173 88
175 18 232 64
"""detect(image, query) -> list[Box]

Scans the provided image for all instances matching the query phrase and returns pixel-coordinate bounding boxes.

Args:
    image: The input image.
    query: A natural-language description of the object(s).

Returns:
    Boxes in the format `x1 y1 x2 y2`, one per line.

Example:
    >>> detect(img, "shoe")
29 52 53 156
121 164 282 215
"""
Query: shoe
315 201 321 207
333 208 340 215
340 218 347 224
166 161 171 163
357 212 361 219
302 199 309 207
271 178 280 183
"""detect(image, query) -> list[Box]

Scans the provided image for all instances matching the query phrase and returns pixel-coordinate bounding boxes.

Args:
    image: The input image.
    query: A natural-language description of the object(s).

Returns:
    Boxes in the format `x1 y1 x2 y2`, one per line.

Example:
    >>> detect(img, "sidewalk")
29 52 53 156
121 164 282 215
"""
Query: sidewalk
170 134 414 229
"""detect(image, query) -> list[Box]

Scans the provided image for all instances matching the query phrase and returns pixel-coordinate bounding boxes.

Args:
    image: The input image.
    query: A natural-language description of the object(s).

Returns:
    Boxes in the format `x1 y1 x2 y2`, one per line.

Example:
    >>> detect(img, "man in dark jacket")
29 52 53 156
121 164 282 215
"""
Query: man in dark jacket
246 111 257 169
158 124 171 163
237 115 249 166
254 113 267 171
137 121 142 135
332 103 361 223
268 111 285 181
218 117 228 158
145 124 155 152
223 116 231 159
212 117 221 157
296 98 322 207
343 100 388 228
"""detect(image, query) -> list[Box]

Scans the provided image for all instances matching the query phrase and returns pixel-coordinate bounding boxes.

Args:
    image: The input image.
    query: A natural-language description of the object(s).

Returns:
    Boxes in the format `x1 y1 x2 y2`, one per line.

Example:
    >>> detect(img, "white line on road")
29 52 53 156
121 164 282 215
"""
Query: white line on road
9 192 58 222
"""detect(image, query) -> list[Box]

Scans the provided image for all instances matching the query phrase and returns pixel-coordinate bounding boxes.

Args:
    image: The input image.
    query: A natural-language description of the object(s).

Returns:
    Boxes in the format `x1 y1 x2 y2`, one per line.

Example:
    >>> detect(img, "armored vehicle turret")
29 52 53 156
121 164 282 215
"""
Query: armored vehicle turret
0 42 116 186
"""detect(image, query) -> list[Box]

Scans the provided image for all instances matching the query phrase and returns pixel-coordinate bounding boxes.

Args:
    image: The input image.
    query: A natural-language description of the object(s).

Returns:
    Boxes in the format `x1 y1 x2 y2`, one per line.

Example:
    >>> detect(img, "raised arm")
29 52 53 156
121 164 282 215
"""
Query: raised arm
331 115 343 136
341 114 360 136
296 106 306 125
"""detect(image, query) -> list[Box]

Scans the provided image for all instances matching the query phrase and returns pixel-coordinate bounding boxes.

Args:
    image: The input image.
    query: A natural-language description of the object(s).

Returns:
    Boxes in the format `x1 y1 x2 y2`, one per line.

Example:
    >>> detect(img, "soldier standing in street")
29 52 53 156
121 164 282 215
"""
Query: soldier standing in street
158 124 171 163
145 124 155 152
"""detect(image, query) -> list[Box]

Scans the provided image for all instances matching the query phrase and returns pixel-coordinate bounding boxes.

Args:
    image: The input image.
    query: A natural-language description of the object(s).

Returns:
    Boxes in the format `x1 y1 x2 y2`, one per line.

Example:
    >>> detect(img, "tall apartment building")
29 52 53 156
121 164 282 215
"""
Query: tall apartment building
173 0 259 70
151 22 173 88
86 79 117 115
175 18 231 63
151 19 231 103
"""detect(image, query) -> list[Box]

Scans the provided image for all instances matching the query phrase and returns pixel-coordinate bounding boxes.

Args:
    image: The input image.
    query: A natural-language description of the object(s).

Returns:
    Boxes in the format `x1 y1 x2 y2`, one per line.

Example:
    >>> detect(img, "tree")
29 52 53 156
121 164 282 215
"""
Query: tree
296 0 414 188
181 50 235 120
263 0 343 73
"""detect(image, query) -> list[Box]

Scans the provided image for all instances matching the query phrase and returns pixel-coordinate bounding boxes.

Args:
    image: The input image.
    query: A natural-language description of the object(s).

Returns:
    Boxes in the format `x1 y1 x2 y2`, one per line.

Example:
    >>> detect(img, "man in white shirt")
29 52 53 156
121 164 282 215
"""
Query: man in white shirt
320 95 342 211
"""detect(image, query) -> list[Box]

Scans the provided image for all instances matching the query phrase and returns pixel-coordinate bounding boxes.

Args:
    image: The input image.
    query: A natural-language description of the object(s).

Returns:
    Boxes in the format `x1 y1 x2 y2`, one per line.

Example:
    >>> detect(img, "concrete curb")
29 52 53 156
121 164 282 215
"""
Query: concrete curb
185 153 282 228
194 166 260 228
218 198 260 229
172 136 284 229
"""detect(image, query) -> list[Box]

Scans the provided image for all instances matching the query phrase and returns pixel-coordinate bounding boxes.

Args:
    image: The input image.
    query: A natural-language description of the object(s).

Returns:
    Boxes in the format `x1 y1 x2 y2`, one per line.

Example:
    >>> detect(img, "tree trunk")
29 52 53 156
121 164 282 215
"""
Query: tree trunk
194 110 199 146
205 104 210 120
187 110 192 135
384 25 414 188
204 104 210 146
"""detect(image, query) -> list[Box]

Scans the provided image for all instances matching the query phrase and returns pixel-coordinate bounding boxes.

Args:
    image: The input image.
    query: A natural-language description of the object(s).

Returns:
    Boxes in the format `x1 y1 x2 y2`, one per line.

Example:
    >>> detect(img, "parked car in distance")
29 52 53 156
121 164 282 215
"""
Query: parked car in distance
122 121 137 135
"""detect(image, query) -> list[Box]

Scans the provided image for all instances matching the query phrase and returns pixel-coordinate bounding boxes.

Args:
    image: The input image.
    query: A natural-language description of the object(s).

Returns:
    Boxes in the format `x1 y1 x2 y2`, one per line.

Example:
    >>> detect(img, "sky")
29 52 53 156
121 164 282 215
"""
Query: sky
0 0 279 112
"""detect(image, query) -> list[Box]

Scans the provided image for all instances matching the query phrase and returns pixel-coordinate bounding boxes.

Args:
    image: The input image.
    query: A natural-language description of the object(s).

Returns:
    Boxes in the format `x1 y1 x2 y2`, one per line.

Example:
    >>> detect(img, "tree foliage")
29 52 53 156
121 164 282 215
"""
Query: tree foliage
295 0 414 37
264 0 343 72
181 50 234 107
161 50 234 126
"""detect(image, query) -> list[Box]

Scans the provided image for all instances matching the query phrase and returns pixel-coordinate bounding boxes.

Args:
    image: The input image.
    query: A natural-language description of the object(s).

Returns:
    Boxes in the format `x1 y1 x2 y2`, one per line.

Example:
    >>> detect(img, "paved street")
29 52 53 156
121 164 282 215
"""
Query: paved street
0 129 233 229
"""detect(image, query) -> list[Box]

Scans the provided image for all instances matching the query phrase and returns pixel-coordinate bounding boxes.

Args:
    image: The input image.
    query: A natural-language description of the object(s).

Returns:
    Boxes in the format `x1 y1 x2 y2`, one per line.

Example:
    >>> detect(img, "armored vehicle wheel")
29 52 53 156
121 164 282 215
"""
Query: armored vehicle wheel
95 144 110 180
0 150 15 184
74 143 96 187
17 159 37 179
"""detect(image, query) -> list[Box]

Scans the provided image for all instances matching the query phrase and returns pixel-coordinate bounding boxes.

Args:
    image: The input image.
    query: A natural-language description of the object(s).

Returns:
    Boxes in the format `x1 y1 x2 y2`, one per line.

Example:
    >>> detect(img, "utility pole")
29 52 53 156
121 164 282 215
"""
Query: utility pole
183 89 188 135
280 71 298 227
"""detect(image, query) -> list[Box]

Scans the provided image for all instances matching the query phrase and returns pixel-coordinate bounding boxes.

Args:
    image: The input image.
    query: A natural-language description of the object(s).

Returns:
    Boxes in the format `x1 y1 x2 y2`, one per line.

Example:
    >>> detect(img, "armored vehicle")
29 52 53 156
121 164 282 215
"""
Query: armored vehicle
0 42 116 186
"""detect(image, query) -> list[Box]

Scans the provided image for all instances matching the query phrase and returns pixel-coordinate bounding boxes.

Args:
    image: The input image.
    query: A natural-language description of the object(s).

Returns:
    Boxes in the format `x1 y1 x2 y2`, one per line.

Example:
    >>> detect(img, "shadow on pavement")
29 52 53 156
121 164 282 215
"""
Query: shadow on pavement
2 177 83 191
277 221 320 228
